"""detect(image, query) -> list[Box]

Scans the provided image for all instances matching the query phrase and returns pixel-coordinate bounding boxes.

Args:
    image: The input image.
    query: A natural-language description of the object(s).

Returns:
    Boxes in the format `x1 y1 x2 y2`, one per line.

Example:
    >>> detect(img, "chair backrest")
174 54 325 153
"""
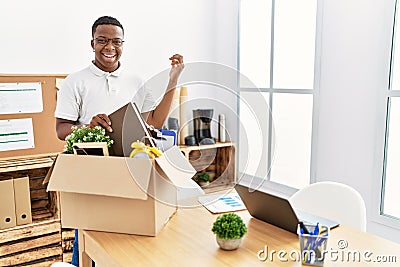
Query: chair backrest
50 262 75 267
289 181 367 231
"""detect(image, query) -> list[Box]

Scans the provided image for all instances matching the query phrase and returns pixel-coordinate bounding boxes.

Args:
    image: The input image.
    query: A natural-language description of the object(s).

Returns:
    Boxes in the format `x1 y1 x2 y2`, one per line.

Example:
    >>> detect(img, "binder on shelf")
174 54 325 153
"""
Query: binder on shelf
13 177 32 226
0 179 17 229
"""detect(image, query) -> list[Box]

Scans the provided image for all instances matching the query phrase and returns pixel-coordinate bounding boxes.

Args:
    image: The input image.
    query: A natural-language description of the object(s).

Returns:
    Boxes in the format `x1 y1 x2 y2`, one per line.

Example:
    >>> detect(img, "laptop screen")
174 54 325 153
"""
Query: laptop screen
235 183 300 233
235 183 339 234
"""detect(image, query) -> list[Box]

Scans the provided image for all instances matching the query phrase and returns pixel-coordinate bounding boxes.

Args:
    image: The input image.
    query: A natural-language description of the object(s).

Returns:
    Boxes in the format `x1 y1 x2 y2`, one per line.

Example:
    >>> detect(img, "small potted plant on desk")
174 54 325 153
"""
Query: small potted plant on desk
196 171 211 187
212 213 247 250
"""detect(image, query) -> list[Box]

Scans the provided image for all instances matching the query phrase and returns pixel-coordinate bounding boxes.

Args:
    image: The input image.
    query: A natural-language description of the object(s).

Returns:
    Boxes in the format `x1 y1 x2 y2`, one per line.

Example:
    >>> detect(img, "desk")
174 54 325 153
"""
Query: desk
79 207 400 266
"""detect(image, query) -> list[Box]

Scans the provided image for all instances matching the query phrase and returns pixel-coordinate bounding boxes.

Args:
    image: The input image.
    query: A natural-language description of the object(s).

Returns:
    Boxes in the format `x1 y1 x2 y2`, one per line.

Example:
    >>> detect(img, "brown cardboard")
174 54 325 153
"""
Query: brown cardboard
46 146 196 236
13 177 33 226
0 179 17 229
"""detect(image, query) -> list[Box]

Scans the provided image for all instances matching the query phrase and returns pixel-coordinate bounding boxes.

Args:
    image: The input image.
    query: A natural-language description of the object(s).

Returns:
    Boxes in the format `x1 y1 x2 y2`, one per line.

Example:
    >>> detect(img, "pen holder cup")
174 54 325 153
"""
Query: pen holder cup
298 224 330 266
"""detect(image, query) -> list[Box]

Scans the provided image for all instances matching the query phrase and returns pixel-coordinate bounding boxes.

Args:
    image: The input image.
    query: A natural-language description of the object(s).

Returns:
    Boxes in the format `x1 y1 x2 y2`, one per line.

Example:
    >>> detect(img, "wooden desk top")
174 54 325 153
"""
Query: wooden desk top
80 207 400 267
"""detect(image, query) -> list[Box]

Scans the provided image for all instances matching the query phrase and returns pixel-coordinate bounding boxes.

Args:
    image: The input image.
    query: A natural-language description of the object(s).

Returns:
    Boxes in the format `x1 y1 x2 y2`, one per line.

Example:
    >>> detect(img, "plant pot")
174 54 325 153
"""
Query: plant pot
199 181 210 187
216 236 242 250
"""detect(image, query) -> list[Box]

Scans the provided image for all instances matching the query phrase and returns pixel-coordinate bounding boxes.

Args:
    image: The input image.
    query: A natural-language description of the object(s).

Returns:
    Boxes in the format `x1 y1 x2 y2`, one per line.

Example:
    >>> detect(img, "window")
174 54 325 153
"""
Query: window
238 0 317 189
381 3 400 220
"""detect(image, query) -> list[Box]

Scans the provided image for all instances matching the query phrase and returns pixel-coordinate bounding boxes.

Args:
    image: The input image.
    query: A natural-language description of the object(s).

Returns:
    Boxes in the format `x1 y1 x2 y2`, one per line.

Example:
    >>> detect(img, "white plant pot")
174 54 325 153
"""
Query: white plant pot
198 181 210 187
216 236 242 250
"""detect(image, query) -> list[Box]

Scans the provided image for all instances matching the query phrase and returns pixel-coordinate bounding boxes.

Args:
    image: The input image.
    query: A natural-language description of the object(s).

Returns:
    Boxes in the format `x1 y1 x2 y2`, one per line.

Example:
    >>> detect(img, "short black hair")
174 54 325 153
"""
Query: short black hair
92 16 124 37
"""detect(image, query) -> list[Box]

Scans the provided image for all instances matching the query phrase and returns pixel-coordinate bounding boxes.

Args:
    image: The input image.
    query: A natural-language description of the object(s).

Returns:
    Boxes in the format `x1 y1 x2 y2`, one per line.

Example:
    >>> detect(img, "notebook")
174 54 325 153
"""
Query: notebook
235 183 339 234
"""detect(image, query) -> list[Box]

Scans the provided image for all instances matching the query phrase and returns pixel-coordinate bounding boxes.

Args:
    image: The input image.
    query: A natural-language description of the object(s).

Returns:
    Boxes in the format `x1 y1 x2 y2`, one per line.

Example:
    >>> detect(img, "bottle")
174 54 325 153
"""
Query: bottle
219 114 226 143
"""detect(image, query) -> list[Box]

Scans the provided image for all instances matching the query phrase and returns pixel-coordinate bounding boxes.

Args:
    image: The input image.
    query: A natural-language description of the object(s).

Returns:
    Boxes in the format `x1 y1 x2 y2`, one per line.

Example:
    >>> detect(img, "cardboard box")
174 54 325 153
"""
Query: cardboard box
46 146 197 236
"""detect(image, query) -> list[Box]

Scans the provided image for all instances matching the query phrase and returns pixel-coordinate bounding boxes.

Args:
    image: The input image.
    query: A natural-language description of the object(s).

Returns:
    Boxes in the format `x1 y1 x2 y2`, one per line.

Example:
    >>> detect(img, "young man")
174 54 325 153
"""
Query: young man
54 16 184 266
55 16 184 140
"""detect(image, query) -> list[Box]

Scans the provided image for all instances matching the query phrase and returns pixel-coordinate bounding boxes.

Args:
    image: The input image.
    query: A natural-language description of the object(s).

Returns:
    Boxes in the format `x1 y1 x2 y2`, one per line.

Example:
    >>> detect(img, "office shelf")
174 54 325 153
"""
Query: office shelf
179 142 236 193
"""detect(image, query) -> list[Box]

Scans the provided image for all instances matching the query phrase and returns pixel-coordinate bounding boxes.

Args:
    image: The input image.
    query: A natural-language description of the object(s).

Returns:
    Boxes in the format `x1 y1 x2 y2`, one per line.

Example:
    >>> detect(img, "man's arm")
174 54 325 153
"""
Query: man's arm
145 79 178 128
56 118 76 141
146 54 184 128
56 114 113 140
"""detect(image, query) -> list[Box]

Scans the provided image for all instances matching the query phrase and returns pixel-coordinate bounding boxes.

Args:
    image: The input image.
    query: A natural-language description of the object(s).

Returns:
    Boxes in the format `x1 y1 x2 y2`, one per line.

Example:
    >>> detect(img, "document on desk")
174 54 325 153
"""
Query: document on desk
198 192 246 214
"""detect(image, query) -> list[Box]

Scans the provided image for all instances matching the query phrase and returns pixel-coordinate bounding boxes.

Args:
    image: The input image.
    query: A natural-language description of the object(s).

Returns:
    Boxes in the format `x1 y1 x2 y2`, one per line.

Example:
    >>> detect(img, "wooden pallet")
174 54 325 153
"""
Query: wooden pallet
0 219 63 266
0 155 59 226
0 154 71 266
0 154 56 173
62 228 75 263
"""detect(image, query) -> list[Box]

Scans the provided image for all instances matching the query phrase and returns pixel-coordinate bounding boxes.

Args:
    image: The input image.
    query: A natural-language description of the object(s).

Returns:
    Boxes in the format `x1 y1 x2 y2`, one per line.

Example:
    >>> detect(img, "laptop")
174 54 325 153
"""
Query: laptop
235 183 339 234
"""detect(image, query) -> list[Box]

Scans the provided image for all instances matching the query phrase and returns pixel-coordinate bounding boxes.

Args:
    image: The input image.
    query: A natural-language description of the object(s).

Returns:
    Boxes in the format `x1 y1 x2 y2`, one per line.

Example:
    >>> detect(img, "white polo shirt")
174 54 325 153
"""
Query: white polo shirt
55 63 155 125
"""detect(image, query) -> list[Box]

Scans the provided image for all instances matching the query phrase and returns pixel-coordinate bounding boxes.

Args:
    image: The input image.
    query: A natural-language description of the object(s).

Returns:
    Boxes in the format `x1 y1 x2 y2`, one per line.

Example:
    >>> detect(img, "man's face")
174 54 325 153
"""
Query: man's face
91 24 124 72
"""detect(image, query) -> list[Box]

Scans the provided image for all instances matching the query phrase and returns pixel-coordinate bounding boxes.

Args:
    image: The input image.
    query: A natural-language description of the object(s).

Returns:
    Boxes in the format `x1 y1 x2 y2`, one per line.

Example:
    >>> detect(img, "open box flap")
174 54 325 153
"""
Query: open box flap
46 154 152 200
155 146 197 189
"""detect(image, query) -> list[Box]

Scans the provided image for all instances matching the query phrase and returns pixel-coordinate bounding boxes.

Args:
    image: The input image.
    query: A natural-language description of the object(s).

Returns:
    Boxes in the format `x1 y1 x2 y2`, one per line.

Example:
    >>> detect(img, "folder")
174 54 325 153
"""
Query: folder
0 179 17 229
108 102 155 157
13 177 32 226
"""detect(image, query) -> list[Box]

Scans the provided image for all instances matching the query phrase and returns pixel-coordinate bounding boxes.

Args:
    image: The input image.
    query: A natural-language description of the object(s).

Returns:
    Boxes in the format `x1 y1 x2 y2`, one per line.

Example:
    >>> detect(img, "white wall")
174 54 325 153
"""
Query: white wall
0 0 239 143
1 0 217 76
315 0 400 242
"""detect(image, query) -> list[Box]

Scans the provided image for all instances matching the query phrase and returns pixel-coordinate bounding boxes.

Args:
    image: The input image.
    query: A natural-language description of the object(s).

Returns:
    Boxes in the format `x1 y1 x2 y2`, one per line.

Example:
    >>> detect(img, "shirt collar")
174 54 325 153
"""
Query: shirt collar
89 61 123 77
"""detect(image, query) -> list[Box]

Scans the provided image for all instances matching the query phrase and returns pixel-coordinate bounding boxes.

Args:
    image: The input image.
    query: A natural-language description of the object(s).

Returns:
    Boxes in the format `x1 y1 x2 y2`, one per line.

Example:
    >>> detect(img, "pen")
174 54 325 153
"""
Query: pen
310 223 320 250
303 222 320 264
299 221 310 234
312 222 320 235
313 233 329 249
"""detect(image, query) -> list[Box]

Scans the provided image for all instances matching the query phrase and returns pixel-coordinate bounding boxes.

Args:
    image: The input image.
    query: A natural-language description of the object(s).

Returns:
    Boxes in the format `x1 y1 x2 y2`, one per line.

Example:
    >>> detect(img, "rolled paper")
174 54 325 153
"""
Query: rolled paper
179 86 189 145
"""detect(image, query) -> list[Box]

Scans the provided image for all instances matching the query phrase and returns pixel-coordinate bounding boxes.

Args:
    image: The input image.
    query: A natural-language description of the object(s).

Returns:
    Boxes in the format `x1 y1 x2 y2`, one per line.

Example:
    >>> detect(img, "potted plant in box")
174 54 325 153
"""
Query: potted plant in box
196 171 211 187
212 213 247 250
64 125 113 154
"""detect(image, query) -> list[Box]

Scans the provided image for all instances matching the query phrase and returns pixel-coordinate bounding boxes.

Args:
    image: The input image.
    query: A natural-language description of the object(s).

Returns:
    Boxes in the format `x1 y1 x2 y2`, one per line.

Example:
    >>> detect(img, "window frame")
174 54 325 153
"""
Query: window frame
237 0 322 192
371 0 400 229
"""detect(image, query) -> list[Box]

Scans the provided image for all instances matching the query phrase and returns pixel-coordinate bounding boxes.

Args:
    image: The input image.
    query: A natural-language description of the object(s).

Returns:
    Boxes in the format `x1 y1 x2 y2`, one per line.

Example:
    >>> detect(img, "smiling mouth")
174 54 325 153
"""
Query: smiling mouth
102 53 116 59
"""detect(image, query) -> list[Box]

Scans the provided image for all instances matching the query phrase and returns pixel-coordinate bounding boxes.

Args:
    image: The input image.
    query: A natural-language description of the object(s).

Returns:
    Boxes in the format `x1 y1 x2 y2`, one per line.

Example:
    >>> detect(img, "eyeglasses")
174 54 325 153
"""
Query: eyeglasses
94 37 124 47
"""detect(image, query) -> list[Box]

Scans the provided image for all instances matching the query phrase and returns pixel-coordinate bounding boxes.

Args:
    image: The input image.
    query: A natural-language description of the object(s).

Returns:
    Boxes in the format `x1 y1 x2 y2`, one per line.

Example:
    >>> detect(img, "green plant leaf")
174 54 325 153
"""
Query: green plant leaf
64 125 114 153
211 213 247 240
197 172 210 182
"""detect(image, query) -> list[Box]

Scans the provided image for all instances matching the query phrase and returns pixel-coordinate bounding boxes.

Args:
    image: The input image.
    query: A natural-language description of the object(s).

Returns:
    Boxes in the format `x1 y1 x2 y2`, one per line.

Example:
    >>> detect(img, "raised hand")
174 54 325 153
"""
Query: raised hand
169 54 184 83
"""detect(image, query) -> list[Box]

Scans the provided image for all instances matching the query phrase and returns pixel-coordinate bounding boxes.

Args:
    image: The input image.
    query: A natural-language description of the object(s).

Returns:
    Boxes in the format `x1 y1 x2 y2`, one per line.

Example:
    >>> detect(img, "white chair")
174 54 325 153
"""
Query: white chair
289 181 367 231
